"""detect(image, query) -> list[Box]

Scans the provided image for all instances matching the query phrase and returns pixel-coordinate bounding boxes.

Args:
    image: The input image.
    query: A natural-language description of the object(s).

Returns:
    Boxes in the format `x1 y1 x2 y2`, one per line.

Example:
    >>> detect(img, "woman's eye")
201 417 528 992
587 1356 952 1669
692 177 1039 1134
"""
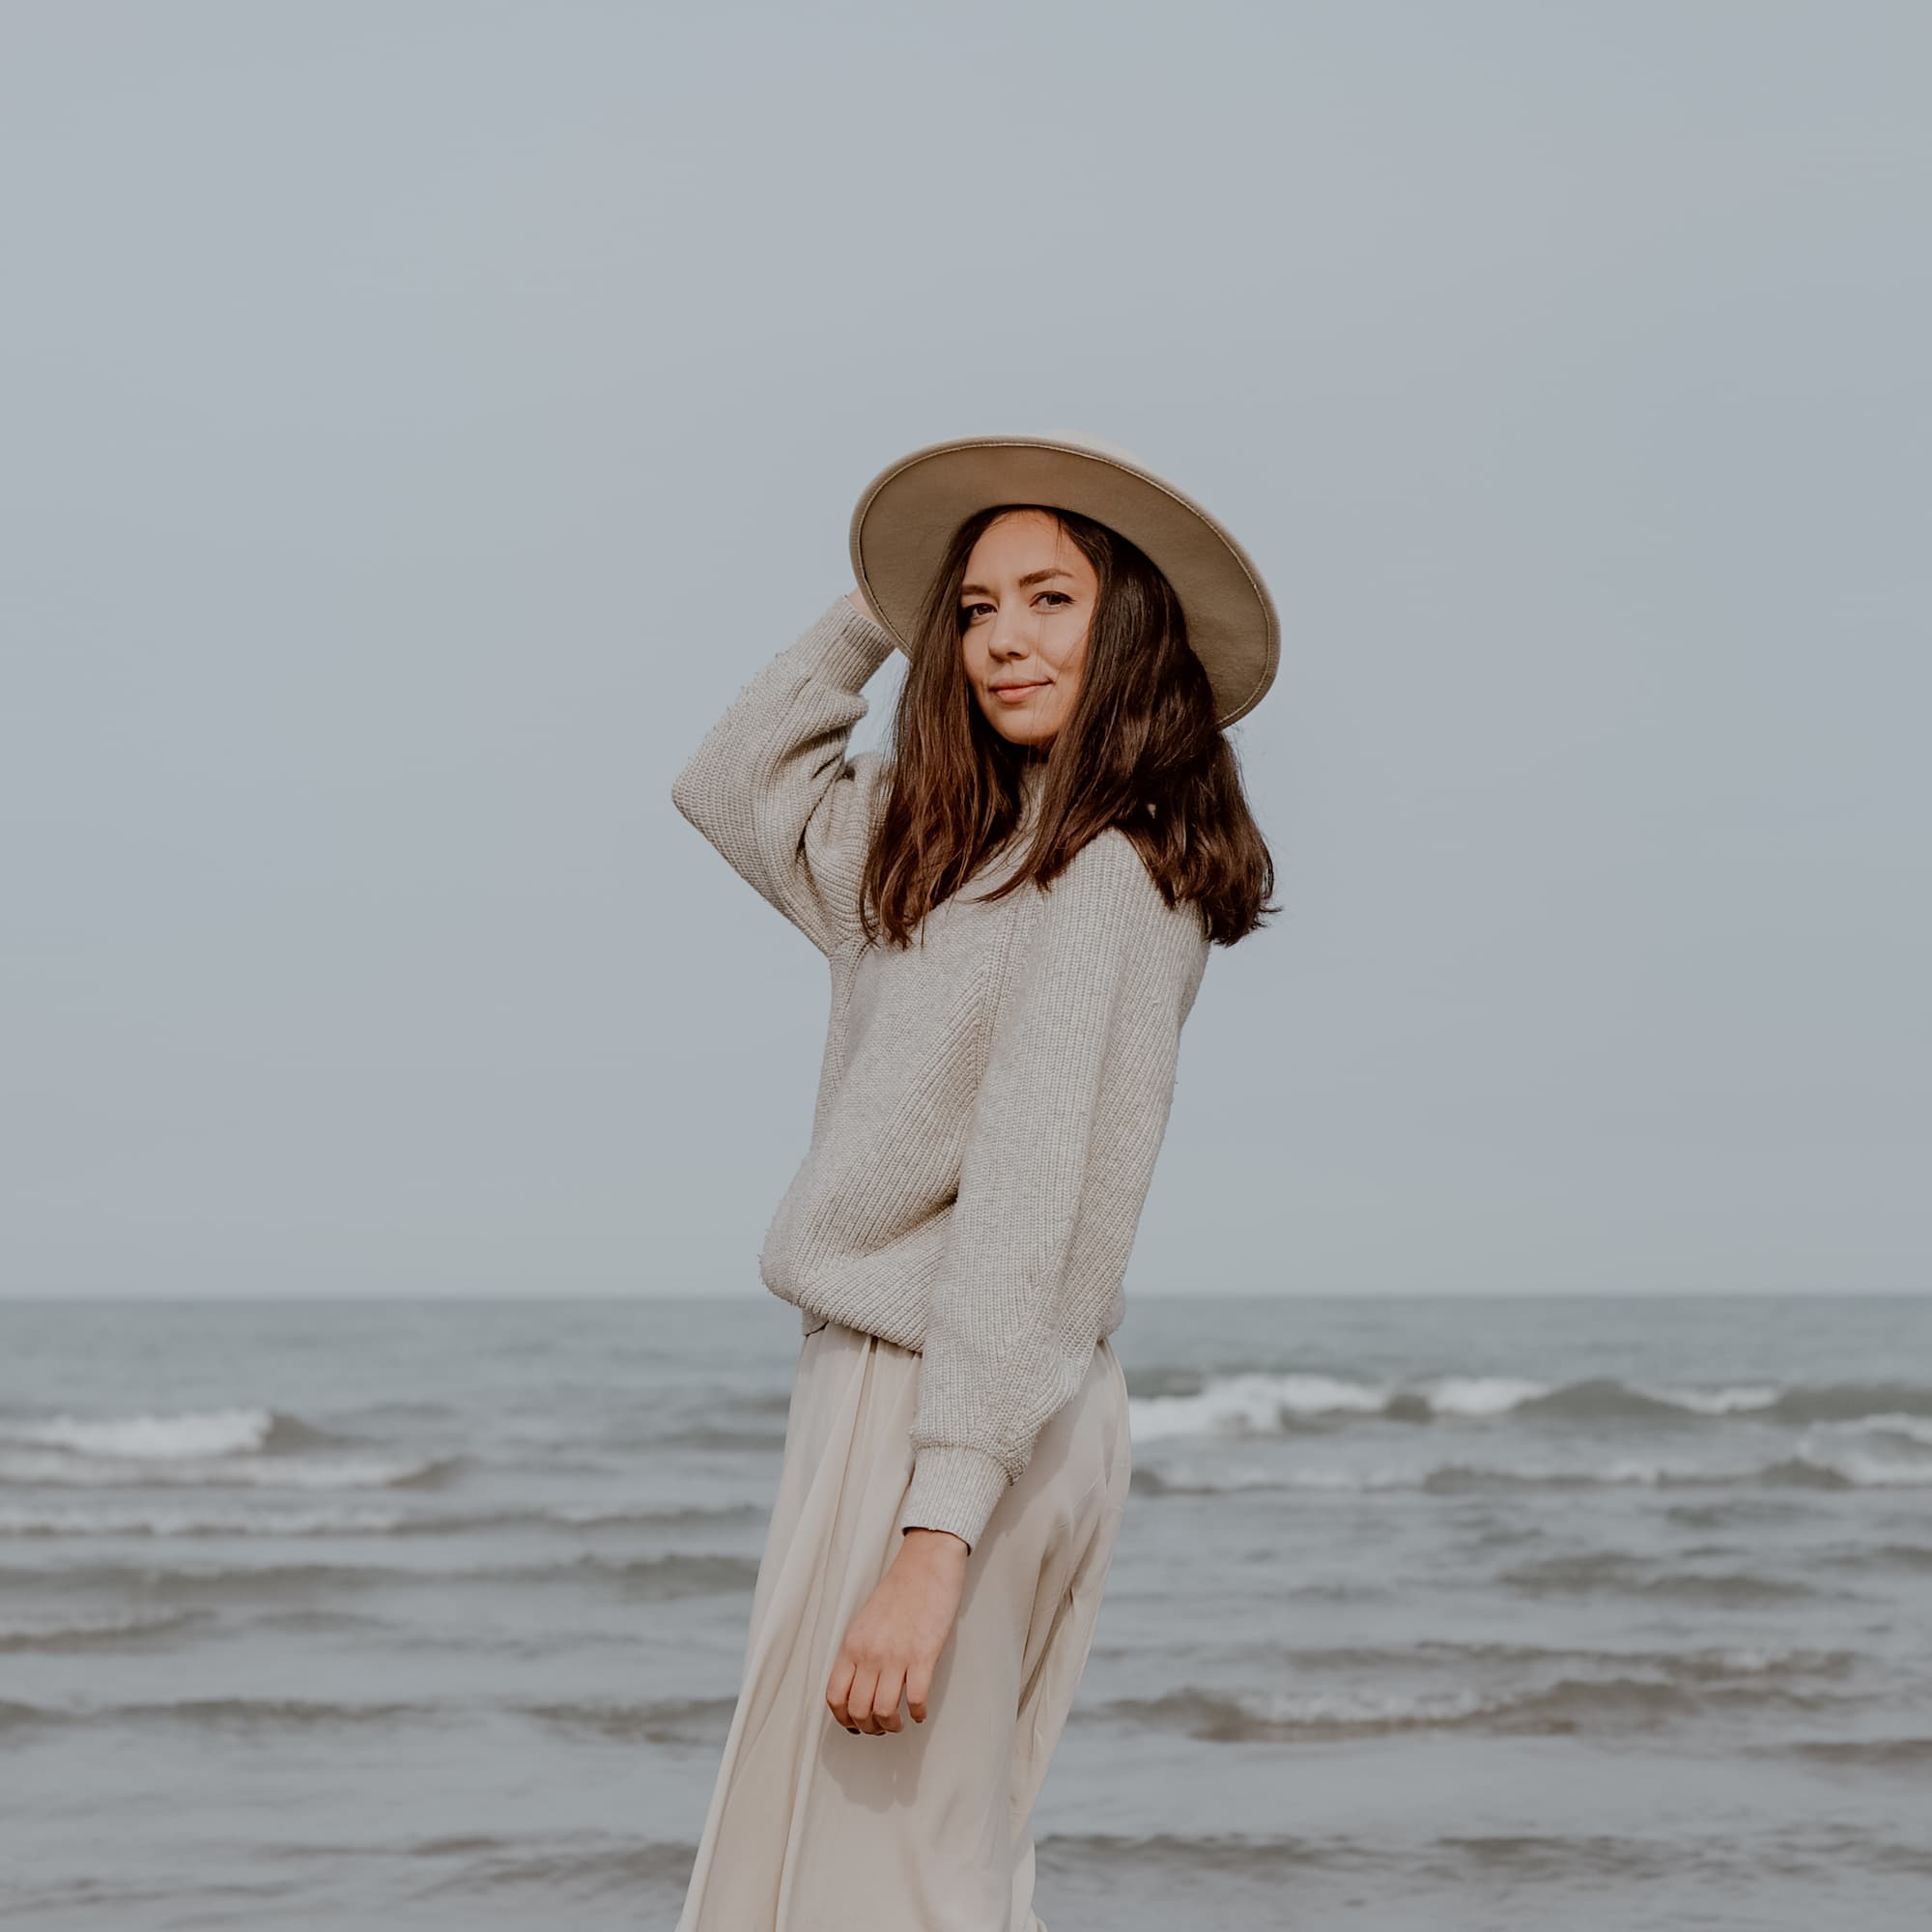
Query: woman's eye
959 592 1070 619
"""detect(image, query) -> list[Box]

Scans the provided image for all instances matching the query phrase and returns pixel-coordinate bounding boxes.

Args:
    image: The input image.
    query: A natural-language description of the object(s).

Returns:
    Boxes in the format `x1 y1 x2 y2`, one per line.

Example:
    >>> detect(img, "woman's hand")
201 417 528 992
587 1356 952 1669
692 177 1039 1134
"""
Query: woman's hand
825 1527 968 1735
845 584 880 626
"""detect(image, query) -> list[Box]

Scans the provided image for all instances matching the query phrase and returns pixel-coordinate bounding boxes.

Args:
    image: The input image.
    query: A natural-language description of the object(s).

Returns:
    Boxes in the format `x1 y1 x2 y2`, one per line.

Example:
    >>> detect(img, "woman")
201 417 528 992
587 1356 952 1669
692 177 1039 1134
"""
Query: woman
669 431 1279 1931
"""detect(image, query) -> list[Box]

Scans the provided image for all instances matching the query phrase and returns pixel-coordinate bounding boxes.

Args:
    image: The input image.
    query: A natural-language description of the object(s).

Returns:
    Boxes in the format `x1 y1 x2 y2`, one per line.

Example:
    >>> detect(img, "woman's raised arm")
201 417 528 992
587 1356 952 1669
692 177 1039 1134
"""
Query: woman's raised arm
669 593 898 956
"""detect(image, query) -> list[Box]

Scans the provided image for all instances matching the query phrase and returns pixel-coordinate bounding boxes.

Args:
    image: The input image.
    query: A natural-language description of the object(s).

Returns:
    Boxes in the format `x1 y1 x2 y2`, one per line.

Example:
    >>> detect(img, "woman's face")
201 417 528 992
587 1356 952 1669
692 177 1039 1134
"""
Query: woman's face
957 509 1097 753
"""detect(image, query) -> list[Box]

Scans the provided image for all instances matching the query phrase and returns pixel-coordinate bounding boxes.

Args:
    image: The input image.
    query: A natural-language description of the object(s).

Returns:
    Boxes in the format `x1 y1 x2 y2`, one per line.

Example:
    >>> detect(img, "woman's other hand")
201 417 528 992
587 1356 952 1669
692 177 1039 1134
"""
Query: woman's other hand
845 584 880 626
825 1527 967 1735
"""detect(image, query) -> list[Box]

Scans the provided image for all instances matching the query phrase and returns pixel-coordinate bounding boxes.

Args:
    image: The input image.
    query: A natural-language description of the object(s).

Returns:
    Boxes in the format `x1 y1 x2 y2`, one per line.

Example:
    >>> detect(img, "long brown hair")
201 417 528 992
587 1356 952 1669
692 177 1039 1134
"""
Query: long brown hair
857 503 1277 950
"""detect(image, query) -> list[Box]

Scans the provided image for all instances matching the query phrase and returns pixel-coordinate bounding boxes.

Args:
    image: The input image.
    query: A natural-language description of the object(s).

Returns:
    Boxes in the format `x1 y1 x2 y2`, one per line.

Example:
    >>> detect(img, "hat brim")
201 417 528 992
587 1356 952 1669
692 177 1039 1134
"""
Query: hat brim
848 433 1280 729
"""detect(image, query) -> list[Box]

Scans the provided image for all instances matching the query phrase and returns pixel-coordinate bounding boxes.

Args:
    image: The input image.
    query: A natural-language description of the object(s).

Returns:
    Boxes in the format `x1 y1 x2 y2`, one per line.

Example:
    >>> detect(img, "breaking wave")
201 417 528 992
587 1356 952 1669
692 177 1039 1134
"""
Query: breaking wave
0 1406 455 1492
1126 1374 1932 1438
1131 1440 1932 1495
1079 1666 1855 1743
0 1499 765 1539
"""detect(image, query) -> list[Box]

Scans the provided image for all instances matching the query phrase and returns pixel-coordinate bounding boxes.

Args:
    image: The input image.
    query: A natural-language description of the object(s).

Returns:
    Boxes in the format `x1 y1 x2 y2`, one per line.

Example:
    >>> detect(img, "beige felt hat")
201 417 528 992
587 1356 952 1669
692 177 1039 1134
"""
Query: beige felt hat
848 429 1280 728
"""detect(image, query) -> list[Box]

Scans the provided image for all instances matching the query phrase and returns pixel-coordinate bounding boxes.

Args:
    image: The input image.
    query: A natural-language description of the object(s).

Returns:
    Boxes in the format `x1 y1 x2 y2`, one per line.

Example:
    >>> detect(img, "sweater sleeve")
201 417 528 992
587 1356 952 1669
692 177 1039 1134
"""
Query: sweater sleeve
895 832 1210 1551
669 594 899 956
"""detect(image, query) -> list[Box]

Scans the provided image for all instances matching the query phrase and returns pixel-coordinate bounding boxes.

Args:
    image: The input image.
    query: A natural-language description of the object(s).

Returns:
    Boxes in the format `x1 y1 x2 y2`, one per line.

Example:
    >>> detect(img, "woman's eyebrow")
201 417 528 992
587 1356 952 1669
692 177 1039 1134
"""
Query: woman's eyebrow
960 567 1077 597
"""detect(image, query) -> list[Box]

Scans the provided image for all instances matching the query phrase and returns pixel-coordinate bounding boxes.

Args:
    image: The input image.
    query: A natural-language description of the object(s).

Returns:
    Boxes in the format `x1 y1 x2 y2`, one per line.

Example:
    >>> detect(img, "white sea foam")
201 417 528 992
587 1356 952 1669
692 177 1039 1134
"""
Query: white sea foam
1122 1372 1932 1442
1792 1445 1932 1487
1256 1685 1494 1725
0 1450 438 1491
1713 1643 1811 1674
1423 1377 1551 1416
0 1407 278 1459
1128 1373 1419 1439
1145 1458 1415 1492
1144 1458 1346 1492
0 1608 201 1646
1138 1445 1932 1493
1640 1383 1783 1414
1127 1375 1368 1440
1124 1371 1688 1436
0 1503 412 1537
1816 1413 1932 1448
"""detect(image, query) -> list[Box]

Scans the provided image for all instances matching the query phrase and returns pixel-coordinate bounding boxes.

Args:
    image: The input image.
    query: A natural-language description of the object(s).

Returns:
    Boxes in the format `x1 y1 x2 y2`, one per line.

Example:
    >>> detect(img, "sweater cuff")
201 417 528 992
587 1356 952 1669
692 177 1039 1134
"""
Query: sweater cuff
804 592 899 691
896 1444 1011 1552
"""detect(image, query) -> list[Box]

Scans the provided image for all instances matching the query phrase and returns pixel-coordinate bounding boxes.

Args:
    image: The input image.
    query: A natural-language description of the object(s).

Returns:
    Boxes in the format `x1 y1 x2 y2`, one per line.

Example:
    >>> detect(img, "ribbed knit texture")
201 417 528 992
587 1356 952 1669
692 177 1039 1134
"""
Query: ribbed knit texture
670 594 1210 1551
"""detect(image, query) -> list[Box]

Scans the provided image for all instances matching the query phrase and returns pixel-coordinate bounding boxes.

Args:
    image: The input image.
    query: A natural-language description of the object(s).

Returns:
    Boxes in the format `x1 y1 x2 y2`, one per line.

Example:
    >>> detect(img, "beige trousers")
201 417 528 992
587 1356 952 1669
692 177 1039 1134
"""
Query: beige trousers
674 1313 1131 1932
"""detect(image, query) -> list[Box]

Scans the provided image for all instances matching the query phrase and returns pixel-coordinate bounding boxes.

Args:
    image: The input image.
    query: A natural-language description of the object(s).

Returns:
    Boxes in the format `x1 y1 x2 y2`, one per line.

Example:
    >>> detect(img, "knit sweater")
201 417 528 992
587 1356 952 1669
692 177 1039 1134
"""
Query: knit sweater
669 593 1211 1552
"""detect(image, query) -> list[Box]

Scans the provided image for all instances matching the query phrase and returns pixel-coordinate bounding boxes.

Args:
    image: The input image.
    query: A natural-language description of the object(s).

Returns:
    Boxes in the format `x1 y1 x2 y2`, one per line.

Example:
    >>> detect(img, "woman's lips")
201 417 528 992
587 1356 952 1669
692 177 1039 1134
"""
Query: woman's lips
991 680 1046 704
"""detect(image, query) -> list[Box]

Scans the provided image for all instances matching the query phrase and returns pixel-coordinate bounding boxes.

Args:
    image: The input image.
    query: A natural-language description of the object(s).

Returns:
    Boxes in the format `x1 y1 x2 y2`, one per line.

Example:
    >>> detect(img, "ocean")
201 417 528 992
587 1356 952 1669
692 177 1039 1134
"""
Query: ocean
2 1293 1929 1930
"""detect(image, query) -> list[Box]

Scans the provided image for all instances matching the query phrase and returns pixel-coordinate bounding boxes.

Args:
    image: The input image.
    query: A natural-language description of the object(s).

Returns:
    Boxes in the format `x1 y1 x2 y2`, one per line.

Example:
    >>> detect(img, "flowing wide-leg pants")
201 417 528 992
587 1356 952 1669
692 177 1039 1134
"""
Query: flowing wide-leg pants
673 1313 1132 1932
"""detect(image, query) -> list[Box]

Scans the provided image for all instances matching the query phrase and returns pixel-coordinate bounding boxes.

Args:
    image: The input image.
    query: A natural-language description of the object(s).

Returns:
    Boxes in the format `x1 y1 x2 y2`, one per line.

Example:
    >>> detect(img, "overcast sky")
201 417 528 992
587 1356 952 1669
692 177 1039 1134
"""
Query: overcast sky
2 2 1925 1300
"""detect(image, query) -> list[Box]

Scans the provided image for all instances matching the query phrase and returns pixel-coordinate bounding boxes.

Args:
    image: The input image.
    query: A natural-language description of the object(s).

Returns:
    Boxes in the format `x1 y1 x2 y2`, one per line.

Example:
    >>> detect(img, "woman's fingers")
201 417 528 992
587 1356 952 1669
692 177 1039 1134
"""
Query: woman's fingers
824 1654 862 1733
903 1661 931 1724
870 1665 906 1734
849 1662 884 1734
827 1648 923 1736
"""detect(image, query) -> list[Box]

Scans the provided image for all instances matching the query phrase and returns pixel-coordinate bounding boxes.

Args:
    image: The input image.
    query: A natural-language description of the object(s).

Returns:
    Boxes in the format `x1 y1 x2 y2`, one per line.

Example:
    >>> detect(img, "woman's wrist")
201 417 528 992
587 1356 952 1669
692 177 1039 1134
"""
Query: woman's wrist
900 1525 969 1558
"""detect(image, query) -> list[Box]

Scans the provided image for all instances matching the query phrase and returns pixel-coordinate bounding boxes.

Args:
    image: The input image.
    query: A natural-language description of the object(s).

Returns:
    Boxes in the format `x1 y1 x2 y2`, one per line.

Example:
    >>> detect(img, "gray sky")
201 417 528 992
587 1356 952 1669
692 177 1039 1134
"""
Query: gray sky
3 2 1925 1300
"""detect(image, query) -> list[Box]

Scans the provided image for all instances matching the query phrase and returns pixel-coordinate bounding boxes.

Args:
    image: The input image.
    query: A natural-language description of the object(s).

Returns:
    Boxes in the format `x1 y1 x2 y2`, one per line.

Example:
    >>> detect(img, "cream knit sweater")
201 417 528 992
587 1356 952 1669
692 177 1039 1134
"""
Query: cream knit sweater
670 593 1211 1552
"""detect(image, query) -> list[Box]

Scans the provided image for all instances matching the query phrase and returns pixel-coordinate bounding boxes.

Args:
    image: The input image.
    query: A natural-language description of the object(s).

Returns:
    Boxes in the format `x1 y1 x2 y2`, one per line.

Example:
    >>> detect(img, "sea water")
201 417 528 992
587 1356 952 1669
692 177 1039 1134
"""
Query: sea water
3 1293 1928 1930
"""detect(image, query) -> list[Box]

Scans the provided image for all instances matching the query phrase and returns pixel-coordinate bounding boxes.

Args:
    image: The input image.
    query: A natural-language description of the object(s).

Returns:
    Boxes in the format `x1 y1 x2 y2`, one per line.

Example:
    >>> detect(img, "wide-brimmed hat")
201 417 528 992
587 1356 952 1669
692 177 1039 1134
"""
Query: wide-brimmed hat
847 429 1279 728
